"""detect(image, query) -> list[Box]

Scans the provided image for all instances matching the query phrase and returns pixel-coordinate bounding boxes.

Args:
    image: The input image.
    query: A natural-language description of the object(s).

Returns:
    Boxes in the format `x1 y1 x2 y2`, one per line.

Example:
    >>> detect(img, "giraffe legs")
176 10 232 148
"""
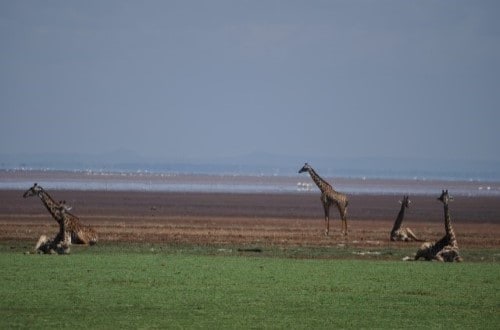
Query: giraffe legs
405 228 421 242
321 195 332 236
338 204 348 236
321 197 349 237
341 215 347 236
415 242 433 261
321 195 349 237
322 202 330 236
436 246 462 262
34 235 54 254
33 233 70 255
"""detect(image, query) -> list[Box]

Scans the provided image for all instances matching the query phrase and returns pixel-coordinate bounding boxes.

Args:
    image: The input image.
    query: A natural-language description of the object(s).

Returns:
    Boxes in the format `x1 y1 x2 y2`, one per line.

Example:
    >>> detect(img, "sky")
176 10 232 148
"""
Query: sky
1 1 499 167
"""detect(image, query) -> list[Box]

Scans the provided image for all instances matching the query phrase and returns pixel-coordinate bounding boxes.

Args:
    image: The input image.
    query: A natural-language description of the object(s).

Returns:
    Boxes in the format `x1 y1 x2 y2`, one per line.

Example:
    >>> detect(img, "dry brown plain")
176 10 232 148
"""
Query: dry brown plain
1 189 499 255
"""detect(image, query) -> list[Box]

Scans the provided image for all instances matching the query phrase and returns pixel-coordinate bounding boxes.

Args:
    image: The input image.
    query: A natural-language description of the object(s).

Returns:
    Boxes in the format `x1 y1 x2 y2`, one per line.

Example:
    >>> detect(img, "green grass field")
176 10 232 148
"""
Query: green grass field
1 244 499 329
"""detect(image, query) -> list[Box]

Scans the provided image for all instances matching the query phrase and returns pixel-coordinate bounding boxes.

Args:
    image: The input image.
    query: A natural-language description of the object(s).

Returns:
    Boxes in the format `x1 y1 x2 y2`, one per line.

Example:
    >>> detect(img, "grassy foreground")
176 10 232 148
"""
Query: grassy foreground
1 245 499 329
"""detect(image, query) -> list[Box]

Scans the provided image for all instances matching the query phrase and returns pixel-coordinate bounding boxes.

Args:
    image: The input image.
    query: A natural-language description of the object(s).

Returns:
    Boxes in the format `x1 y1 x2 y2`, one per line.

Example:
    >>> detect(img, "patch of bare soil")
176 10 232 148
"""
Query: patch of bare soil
1 190 499 250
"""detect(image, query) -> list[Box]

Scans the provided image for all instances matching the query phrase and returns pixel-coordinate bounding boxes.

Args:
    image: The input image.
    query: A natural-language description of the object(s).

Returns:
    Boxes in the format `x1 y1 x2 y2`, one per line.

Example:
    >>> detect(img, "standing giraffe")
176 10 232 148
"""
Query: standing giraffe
390 195 422 242
23 183 98 253
415 190 462 262
298 163 348 236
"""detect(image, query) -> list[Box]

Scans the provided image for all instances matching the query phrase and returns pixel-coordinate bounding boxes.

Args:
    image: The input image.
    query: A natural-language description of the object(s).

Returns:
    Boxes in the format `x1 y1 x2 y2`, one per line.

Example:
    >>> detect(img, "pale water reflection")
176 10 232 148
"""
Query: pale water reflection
1 170 499 196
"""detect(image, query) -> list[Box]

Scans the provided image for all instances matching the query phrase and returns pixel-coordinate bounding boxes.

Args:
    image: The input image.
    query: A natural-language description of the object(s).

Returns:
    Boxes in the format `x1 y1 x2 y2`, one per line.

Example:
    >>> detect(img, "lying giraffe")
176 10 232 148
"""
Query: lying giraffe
33 202 72 254
23 183 98 254
34 235 65 254
299 163 348 236
390 195 422 242
55 200 97 245
35 205 71 254
415 190 462 262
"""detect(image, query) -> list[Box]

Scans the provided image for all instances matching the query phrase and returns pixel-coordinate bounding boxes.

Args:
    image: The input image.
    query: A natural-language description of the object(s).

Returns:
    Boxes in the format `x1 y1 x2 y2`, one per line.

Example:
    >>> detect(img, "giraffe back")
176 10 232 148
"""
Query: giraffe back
59 209 98 245
328 189 348 208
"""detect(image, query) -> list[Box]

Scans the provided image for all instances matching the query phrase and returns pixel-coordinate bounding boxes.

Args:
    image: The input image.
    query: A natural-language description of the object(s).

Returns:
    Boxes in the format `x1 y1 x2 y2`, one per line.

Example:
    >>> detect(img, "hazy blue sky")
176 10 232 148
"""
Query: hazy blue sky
1 1 499 164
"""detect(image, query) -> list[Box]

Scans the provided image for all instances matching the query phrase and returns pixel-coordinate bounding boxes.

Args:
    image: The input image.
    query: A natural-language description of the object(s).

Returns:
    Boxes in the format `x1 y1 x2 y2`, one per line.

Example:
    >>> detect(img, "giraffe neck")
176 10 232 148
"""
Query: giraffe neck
443 203 457 244
37 190 61 223
391 204 406 233
307 168 332 193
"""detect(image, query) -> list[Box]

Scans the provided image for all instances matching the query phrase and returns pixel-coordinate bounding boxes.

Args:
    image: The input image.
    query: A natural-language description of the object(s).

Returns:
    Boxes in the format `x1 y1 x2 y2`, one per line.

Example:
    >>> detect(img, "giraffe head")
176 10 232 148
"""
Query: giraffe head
23 183 43 198
298 163 312 174
399 195 411 208
55 203 69 216
437 190 453 204
51 203 69 223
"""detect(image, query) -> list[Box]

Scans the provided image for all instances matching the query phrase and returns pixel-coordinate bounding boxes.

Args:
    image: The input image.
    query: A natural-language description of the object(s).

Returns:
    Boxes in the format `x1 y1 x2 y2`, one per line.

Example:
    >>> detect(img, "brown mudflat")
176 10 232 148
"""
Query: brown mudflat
1 190 499 250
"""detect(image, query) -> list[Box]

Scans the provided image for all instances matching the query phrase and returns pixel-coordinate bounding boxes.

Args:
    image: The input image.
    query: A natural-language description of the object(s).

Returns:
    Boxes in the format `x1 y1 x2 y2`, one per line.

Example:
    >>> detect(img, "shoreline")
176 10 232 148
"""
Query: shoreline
1 169 499 196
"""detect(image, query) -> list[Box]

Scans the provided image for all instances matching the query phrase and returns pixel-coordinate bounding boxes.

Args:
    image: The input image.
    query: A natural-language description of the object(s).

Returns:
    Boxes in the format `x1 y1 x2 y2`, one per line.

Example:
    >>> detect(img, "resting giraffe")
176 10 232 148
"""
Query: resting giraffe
55 200 97 245
34 204 72 254
23 183 98 254
415 190 462 262
299 163 348 236
390 195 422 242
